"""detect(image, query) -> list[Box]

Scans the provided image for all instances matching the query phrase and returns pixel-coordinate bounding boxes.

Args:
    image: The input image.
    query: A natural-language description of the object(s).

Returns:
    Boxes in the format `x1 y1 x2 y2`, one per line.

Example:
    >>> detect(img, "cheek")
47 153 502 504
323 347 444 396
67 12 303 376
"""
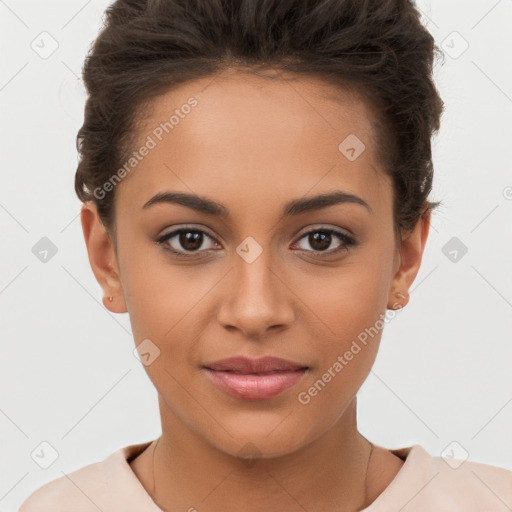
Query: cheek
116 233 191 335
295 243 394 380
313 284 383 387
122 263 201 394
119 249 214 385
303 260 391 339
293 265 390 421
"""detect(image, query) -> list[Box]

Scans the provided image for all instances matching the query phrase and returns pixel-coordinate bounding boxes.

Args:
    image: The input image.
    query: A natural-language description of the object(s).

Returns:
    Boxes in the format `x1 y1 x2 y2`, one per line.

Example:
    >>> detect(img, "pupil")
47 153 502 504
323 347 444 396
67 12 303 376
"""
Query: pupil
310 231 330 251
180 231 202 251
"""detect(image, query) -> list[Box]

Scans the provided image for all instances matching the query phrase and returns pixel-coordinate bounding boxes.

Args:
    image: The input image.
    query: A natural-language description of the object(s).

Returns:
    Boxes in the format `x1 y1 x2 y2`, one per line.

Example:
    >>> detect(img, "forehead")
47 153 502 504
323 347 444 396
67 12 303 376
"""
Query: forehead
116 69 391 221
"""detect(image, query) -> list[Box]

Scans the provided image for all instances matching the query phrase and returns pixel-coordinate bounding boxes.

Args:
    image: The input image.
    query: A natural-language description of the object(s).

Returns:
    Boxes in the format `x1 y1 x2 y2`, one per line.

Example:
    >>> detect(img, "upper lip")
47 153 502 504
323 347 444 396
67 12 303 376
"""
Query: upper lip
203 356 309 373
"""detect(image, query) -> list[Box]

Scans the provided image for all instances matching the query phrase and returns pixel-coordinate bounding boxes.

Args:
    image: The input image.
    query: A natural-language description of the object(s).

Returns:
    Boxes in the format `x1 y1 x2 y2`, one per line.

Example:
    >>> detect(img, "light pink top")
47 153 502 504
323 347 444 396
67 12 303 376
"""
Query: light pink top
19 441 512 511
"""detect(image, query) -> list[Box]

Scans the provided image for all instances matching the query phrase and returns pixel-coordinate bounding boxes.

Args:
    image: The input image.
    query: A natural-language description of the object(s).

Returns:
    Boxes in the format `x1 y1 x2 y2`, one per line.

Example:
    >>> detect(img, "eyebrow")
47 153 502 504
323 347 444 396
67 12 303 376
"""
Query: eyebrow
142 190 372 218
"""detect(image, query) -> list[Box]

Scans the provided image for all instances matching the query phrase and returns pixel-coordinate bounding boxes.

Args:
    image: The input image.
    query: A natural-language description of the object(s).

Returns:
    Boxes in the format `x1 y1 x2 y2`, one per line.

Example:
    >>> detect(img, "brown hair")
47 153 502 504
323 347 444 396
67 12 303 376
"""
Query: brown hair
74 0 444 246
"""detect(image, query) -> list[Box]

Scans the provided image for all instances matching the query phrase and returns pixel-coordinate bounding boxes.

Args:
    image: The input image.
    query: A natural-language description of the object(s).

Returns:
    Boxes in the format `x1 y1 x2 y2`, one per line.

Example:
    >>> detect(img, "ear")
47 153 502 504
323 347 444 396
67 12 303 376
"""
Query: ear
80 201 127 313
387 209 431 310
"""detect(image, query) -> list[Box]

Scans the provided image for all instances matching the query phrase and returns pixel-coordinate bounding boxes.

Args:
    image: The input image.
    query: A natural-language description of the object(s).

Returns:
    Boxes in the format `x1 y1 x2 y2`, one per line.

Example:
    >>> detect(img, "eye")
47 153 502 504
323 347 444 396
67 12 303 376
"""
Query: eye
156 225 356 259
156 227 220 258
292 228 356 256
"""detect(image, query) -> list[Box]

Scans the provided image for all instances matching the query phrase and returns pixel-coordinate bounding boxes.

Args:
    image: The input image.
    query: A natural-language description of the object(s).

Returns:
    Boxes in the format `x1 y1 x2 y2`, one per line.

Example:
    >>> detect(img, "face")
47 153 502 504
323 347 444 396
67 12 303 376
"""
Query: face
82 68 429 458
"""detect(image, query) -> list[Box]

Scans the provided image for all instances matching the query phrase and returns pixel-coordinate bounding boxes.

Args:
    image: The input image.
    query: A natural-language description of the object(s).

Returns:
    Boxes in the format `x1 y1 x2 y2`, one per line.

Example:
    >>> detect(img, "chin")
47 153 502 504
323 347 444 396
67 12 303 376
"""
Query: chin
203 414 318 461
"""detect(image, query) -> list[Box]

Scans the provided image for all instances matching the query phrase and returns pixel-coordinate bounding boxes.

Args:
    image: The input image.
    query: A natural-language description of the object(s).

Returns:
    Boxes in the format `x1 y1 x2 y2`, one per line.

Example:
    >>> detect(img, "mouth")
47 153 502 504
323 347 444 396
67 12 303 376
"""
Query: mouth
202 356 309 400
203 355 309 373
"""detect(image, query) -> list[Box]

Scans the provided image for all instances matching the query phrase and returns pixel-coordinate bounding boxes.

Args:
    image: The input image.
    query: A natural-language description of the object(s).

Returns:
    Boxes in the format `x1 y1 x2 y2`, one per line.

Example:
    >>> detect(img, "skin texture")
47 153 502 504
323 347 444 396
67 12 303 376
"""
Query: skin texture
81 68 430 511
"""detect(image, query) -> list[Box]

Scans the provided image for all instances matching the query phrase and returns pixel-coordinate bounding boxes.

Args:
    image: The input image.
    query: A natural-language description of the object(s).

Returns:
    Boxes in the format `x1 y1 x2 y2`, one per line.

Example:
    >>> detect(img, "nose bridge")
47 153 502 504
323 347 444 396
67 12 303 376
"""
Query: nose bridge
236 245 275 299
217 240 293 337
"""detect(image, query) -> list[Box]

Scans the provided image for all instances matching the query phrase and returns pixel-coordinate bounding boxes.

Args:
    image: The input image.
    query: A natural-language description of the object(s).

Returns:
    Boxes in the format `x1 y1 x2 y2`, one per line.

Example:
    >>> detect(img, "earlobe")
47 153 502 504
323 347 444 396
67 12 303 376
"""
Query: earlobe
390 290 409 310
80 201 127 314
387 210 431 311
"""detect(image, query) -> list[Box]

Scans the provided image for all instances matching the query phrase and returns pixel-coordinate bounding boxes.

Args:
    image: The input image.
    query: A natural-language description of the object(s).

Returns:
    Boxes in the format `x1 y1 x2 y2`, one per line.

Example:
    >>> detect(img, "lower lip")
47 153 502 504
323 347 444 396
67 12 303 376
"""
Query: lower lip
203 368 308 400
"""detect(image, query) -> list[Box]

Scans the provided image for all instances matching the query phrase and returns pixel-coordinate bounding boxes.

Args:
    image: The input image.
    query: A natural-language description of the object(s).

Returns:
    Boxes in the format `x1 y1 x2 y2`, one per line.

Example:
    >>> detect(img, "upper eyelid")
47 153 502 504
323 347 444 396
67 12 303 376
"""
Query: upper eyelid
158 225 353 248
159 226 218 243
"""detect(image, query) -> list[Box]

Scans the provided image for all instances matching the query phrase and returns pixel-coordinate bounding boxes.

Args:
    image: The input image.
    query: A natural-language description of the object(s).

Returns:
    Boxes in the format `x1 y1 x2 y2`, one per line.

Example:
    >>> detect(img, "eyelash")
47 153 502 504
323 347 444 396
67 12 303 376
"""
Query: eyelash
156 226 357 259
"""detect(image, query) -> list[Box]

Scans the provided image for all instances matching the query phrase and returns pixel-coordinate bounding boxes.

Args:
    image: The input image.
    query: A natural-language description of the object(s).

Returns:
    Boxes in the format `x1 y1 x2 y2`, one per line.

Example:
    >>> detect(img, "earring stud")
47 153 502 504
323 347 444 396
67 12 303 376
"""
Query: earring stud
108 296 113 302
390 290 408 310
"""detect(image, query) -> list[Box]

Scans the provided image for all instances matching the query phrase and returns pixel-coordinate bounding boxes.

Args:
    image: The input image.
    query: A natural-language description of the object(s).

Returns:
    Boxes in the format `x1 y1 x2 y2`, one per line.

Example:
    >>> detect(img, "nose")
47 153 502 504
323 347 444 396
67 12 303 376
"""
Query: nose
216 250 295 339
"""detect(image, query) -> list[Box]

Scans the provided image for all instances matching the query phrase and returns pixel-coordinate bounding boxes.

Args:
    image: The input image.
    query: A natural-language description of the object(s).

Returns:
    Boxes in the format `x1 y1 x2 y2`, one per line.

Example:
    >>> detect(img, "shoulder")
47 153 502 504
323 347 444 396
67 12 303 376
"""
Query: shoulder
18 441 153 512
383 445 512 511
427 453 512 510
18 458 109 512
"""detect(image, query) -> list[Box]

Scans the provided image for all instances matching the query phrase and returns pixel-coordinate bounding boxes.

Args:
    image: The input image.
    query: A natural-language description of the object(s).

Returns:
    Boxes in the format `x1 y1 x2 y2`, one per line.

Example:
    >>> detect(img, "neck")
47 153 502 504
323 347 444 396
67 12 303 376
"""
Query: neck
150 396 374 512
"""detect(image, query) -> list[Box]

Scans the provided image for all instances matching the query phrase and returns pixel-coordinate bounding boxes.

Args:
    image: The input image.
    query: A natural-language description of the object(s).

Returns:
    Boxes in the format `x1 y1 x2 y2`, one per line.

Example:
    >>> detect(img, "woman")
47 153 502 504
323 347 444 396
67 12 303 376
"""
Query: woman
19 0 512 510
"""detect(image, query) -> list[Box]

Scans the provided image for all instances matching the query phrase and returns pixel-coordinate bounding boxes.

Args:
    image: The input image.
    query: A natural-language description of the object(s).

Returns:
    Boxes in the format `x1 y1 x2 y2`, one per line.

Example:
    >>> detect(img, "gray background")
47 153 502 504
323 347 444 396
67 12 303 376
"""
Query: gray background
1 0 511 510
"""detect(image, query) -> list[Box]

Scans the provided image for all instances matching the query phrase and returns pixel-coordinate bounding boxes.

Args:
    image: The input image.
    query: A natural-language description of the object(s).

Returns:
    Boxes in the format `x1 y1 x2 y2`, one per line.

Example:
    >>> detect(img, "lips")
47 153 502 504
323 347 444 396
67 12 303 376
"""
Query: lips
202 356 309 400
203 356 309 374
